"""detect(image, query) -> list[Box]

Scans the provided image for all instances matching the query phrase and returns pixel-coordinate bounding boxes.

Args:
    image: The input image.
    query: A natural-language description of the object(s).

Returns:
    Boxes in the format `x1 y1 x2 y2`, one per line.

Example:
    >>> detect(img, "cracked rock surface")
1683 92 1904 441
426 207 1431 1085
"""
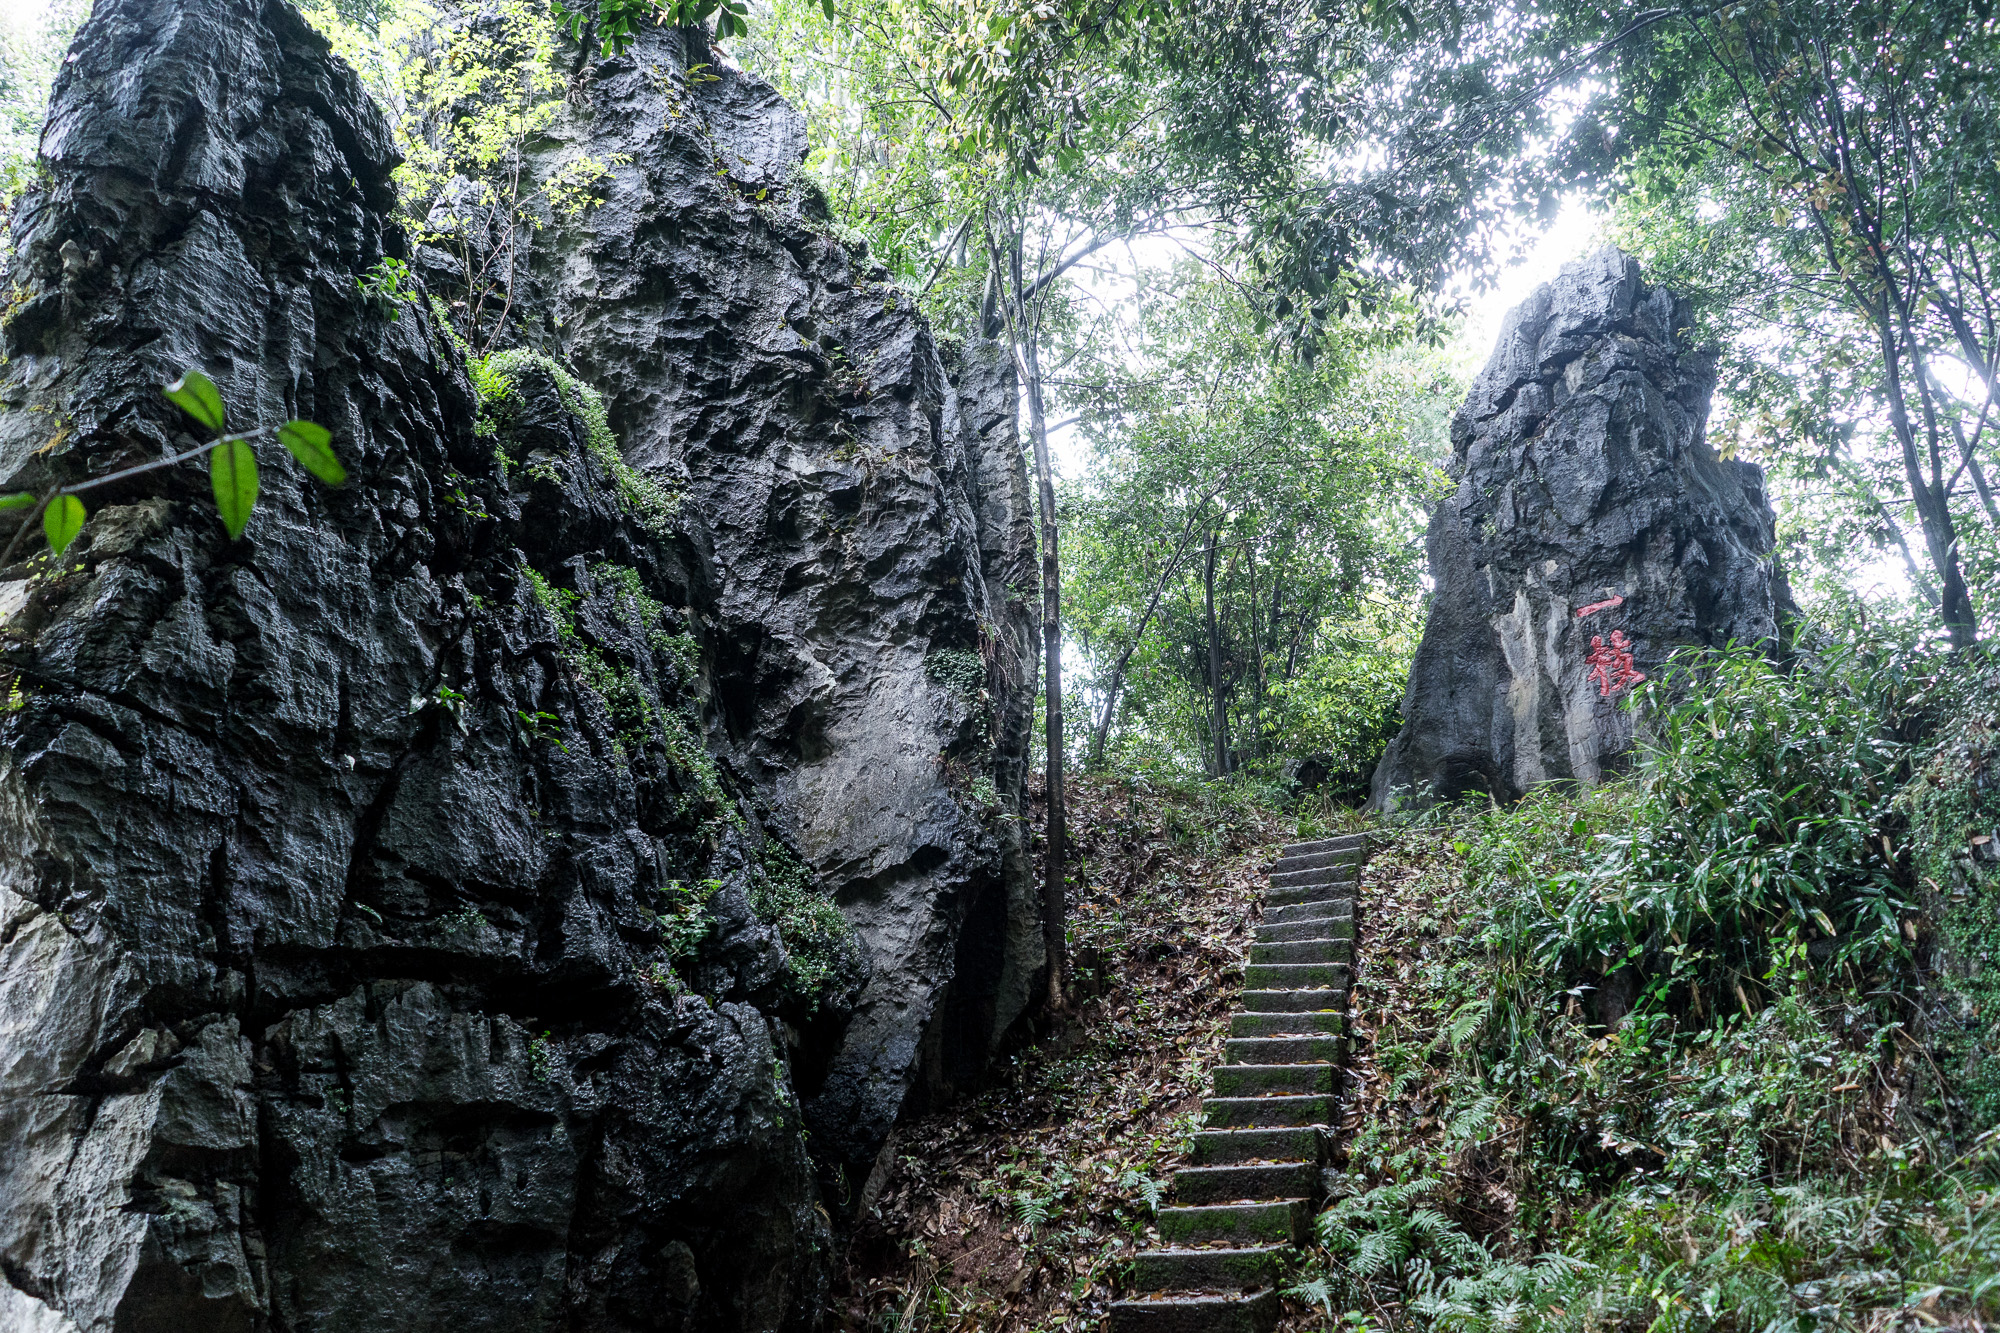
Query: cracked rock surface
509 21 1043 1196
0 1 1039 1329
1372 248 1794 809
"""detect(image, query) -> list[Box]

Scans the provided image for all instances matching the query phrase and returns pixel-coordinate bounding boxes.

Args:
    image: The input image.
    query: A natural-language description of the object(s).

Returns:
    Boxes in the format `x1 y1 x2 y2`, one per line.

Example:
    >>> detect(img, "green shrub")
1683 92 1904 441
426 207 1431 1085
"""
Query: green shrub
476 348 680 536
1492 637 1931 1033
751 843 863 1011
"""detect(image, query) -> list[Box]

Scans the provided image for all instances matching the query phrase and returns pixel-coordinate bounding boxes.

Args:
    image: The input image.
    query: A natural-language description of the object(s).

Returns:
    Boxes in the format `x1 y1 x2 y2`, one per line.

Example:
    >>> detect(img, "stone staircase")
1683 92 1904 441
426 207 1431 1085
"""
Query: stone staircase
1108 832 1365 1333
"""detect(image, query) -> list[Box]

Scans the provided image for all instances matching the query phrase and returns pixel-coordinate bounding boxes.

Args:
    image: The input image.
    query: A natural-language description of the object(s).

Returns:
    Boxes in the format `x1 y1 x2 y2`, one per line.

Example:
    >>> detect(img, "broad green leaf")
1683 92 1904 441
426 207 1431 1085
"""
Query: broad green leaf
211 437 258 539
0 492 35 511
43 494 84 553
164 370 227 432
279 420 345 486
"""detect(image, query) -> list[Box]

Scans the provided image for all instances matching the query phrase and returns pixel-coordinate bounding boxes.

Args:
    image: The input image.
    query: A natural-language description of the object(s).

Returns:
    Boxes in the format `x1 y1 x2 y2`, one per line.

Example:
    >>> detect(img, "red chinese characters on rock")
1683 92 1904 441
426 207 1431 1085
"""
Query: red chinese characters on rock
1584 630 1646 698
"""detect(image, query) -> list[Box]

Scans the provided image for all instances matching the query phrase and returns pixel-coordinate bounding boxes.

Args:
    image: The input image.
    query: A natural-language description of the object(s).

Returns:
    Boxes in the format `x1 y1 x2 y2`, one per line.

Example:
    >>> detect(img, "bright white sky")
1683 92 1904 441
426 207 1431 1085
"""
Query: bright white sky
0 0 47 37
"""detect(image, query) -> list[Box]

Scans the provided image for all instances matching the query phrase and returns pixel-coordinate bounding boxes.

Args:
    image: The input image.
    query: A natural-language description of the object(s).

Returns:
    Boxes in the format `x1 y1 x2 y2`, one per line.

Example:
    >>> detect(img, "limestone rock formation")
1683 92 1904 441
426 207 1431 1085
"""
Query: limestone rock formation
1371 248 1793 808
500 23 1044 1195
0 1 1038 1329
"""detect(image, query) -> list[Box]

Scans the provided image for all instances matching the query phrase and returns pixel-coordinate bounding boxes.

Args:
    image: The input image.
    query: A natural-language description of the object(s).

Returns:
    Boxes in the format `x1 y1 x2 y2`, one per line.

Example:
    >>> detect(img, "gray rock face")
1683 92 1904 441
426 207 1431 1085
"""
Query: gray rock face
504 23 1043 1196
1371 248 1793 808
0 1 1037 1330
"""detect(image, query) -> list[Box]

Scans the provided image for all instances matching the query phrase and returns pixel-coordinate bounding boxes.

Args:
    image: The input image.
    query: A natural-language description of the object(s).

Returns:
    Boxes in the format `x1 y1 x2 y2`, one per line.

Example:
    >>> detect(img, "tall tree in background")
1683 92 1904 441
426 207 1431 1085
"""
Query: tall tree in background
1566 0 2000 645
1065 272 1450 780
742 0 1584 999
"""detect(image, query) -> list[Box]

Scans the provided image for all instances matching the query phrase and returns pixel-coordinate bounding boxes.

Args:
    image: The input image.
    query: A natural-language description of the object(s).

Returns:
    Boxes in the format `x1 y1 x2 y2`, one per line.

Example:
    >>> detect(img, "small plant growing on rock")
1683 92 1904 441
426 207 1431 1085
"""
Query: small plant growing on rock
0 370 341 565
527 1031 554 1083
356 256 414 320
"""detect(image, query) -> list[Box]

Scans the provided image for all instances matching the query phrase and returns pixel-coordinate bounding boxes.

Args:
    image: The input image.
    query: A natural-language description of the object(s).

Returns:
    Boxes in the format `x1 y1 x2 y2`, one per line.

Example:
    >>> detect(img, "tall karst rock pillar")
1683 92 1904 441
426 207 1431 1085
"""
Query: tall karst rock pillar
1371 248 1794 809
0 0 1039 1329
495 22 1044 1200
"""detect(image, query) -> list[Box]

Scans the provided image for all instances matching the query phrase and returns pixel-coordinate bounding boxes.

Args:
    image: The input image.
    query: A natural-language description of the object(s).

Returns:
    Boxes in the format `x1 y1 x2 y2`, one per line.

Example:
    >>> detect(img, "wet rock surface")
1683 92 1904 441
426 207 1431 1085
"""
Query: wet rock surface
1372 248 1793 809
0 2 1037 1330
506 22 1043 1197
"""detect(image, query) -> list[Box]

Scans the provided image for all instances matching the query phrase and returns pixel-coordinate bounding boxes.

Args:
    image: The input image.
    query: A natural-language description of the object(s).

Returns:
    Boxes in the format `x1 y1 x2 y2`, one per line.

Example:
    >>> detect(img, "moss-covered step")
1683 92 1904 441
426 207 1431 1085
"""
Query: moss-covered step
1189 1126 1325 1165
1264 899 1354 925
1212 1063 1334 1097
1157 1198 1309 1246
1256 915 1352 942
1171 1161 1318 1204
1244 961 1349 989
1267 868 1357 895
1108 1289 1280 1333
1250 936 1351 965
1272 847 1364 875
1224 1034 1345 1065
1129 1245 1285 1294
1202 1094 1335 1127
1238 987 1344 1012
1229 1010 1344 1038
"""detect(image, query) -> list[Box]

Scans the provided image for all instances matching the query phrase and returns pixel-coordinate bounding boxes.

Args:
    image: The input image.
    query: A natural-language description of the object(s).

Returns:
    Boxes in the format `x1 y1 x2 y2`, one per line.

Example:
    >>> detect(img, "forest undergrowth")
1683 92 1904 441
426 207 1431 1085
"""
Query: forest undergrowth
1294 635 2000 1333
832 772 1352 1331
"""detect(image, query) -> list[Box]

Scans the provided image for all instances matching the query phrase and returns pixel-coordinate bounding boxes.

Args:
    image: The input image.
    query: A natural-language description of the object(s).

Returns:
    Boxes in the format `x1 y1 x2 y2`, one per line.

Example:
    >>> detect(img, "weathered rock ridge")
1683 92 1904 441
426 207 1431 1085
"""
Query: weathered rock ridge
0 2 1038 1330
504 22 1044 1190
1371 248 1793 808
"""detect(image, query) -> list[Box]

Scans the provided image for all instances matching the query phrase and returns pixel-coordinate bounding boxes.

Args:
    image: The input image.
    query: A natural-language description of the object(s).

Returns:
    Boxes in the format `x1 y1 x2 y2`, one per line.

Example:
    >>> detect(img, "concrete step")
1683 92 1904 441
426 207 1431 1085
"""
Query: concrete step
1225 1035 1344 1065
1272 847 1363 875
1109 1289 1279 1333
1231 1010 1344 1038
1268 866 1357 893
1250 936 1350 965
1280 834 1368 858
1257 915 1351 942
1264 899 1353 926
1213 1062 1334 1097
1158 1198 1308 1247
1172 1161 1317 1204
1192 1120 1320 1160
1129 1246 1284 1295
1190 1126 1324 1165
1203 1093 1335 1127
1245 961 1349 990
1239 987 1344 1012
1265 884 1353 911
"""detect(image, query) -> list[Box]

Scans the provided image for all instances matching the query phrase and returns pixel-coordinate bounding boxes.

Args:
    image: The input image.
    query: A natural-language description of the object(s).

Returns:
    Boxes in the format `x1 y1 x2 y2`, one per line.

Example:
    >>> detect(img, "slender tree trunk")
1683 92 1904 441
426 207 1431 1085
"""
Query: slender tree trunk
1827 446 1941 608
990 227 1067 1010
1204 531 1228 777
1089 662 1126 769
1027 341 1066 1007
1734 44 1981 646
1917 352 2000 528
1879 317 1979 646
1245 540 1264 762
1087 507 1211 767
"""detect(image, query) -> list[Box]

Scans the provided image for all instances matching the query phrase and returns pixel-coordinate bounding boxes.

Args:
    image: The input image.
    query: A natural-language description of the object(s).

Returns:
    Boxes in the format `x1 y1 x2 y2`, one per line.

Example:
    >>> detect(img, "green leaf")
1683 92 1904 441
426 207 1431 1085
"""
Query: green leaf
42 494 84 554
164 370 227 433
820 0 834 18
211 437 259 539
279 420 345 486
0 492 35 511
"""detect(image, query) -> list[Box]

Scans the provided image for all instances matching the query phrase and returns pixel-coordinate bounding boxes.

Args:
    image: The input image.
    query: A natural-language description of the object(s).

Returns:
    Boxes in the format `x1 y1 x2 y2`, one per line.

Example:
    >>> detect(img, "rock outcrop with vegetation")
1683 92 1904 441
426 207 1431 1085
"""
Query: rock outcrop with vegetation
0 1 1036 1329
505 23 1044 1188
1372 248 1794 808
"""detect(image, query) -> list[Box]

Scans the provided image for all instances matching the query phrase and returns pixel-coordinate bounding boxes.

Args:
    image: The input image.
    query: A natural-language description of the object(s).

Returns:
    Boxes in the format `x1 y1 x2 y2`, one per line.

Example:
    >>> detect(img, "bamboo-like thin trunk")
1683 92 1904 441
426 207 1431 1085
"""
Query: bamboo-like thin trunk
990 226 1067 1011
1204 531 1228 777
